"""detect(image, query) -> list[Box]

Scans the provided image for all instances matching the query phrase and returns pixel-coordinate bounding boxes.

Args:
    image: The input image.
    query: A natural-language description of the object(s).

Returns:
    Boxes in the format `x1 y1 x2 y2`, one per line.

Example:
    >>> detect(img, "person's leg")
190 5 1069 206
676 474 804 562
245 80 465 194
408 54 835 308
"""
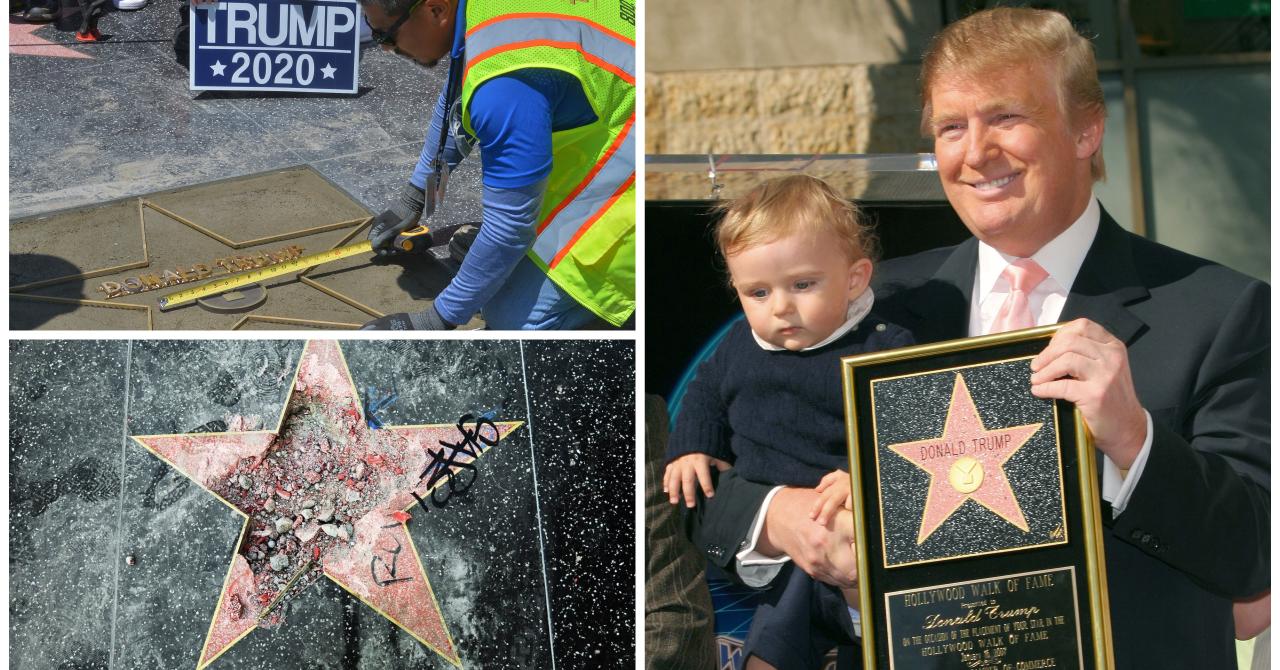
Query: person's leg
364 252 614 331
812 581 859 665
743 565 836 670
744 658 778 670
643 395 717 670
173 0 190 65
480 255 600 330
75 0 107 40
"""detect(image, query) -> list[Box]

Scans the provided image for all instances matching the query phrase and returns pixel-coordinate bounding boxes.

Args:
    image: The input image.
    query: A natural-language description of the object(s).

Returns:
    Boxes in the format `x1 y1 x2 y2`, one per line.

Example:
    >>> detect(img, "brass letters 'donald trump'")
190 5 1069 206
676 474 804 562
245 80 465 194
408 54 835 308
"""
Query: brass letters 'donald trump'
96 245 305 298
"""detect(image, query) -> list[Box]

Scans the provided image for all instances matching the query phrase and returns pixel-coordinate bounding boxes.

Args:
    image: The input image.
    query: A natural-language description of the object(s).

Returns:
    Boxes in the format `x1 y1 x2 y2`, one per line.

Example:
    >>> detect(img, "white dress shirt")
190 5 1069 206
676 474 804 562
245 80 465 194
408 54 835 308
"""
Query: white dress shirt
969 197 1152 512
737 197 1154 601
969 197 1100 338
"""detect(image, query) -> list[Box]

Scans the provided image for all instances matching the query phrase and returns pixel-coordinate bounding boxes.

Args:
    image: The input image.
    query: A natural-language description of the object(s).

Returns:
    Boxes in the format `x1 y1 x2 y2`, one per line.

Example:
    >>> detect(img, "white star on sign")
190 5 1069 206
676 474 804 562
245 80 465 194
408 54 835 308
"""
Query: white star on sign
321 63 337 79
211 60 226 77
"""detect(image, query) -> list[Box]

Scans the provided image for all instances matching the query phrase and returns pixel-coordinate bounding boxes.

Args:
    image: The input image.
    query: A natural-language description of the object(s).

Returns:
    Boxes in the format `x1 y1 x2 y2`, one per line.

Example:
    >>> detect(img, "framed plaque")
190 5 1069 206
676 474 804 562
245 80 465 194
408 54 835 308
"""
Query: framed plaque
842 325 1114 670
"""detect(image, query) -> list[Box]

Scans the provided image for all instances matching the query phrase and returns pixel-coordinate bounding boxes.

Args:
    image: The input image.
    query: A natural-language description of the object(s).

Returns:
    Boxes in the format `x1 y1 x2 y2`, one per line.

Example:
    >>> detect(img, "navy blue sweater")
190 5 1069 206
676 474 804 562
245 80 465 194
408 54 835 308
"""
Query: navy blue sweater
668 315 914 488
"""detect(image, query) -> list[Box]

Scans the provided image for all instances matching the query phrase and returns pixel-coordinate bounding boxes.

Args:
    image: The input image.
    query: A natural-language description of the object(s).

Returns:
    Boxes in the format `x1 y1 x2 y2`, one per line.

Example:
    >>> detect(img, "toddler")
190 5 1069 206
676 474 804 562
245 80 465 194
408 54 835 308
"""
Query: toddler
664 174 914 670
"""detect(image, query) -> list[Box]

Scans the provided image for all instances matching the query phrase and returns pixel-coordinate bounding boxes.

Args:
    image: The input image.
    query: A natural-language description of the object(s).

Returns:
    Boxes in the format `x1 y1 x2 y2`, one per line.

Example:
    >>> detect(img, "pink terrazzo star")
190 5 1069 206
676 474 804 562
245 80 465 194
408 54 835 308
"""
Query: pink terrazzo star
131 340 522 669
887 372 1042 545
10 20 93 59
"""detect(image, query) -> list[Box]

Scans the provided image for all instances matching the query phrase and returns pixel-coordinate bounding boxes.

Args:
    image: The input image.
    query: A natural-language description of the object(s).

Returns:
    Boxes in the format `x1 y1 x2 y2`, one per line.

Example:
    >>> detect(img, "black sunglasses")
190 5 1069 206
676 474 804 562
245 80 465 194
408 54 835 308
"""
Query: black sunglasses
370 0 425 47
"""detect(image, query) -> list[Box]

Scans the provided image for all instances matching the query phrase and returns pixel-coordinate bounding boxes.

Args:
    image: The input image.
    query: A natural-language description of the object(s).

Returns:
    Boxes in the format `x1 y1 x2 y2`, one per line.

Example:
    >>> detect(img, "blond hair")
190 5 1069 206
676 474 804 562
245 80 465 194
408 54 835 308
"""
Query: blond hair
714 174 875 262
920 7 1107 181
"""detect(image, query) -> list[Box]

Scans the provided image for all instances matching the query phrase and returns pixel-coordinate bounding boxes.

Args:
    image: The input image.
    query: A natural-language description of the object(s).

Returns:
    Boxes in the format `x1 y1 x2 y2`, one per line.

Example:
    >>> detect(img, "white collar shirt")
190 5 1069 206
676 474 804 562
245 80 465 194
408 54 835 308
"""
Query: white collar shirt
969 197 1100 337
965 196 1150 514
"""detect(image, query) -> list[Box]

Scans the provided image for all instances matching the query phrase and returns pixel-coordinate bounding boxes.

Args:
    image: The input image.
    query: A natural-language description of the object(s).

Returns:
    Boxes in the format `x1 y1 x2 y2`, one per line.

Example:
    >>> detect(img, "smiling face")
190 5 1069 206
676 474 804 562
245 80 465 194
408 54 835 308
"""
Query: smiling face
927 63 1102 257
726 230 872 351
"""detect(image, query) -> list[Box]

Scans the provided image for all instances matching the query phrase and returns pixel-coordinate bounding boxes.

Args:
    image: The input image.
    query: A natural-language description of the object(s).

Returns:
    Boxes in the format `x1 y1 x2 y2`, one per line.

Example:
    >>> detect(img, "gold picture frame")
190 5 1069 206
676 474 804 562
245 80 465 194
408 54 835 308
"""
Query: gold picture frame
841 324 1114 670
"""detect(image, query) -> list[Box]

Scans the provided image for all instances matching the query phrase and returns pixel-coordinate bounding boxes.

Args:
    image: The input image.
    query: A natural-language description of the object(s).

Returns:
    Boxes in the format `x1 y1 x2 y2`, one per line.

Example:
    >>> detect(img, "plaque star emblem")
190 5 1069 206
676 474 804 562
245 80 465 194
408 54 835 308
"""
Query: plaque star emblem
210 60 226 77
321 63 336 79
886 372 1042 545
131 340 523 668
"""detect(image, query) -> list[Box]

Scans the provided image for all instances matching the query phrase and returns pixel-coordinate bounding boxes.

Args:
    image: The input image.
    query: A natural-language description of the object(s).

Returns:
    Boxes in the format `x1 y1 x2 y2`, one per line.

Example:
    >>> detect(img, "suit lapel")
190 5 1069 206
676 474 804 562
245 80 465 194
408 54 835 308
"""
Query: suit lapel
905 238 978 342
899 207 1149 345
1059 208 1150 346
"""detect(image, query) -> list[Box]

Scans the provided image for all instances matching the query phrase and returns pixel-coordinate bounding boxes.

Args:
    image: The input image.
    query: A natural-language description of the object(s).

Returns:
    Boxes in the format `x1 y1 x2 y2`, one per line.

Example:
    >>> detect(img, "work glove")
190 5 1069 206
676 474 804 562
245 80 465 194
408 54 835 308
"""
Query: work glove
359 303 457 331
368 181 434 256
447 224 480 265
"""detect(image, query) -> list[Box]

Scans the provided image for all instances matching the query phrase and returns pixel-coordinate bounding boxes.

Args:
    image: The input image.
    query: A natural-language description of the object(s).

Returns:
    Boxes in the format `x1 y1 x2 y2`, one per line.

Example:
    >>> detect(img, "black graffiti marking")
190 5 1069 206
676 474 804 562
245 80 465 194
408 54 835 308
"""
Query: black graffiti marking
370 524 413 586
410 414 500 514
189 419 229 434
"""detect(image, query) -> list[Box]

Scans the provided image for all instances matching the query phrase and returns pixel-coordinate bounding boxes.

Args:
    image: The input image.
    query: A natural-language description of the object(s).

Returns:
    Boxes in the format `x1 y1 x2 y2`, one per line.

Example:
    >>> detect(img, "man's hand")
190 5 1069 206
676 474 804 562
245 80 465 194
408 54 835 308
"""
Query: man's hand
368 182 433 256
759 488 858 589
1030 318 1147 468
663 453 731 508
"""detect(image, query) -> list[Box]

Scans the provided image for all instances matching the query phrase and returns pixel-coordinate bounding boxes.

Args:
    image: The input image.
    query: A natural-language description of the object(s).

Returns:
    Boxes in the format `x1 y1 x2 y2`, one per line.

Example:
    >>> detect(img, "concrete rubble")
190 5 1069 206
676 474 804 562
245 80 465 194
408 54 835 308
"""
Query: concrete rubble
208 398 411 628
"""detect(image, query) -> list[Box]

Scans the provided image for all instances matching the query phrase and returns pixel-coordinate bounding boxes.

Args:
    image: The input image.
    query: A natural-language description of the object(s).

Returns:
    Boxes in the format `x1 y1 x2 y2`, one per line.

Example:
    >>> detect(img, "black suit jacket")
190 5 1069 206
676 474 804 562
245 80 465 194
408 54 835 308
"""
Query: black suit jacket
688 209 1269 669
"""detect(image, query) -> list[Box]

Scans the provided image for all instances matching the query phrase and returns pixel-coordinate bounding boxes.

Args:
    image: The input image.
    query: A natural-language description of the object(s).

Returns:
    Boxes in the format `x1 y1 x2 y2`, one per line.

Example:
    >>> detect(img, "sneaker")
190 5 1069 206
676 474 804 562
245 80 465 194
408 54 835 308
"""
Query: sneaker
112 0 147 9
75 27 103 41
359 15 372 43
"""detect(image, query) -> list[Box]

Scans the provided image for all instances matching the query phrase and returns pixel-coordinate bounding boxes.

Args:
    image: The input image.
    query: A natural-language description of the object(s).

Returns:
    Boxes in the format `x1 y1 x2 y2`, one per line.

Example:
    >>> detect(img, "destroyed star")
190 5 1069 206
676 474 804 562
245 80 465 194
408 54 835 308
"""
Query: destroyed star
131 340 522 668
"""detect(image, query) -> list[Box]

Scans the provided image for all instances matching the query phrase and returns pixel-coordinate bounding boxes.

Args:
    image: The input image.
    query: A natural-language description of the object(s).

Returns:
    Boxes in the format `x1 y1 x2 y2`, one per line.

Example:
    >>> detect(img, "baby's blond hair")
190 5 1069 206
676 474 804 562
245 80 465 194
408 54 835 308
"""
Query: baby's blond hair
713 175 875 262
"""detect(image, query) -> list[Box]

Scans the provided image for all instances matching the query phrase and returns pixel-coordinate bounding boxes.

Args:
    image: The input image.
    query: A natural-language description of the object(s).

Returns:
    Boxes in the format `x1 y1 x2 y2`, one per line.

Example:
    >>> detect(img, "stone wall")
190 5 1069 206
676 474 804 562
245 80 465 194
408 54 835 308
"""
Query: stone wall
645 64 933 200
646 0 940 71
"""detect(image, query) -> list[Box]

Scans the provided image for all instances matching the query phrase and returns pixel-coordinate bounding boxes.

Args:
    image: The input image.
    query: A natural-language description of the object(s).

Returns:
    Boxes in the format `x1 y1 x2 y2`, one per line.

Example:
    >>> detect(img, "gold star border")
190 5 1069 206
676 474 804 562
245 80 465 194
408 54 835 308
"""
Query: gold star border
10 197 382 329
886 374 1041 544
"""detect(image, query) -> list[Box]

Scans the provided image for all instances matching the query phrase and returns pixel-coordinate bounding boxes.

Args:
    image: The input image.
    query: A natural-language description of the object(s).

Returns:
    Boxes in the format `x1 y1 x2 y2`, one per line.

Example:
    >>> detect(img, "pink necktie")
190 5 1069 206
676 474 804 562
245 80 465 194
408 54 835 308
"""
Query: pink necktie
989 259 1048 333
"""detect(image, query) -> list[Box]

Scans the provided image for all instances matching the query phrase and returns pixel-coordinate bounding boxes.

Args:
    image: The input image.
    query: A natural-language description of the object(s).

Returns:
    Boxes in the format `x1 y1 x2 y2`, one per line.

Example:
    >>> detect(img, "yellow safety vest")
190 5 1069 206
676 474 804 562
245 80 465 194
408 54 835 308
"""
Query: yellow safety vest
460 0 636 326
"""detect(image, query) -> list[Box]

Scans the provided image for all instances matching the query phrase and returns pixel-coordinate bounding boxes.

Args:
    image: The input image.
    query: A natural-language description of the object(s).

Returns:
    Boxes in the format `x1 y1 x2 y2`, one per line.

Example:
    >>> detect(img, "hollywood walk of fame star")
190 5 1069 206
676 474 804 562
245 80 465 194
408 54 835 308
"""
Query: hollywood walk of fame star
9 190 375 328
210 60 226 76
131 340 523 669
886 372 1043 545
321 63 336 79
10 21 93 59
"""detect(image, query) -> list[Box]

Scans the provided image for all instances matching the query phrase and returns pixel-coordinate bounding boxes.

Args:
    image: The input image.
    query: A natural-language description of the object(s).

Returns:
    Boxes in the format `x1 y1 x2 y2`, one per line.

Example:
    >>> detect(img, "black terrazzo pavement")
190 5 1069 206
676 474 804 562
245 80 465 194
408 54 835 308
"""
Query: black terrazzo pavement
9 0 484 223
9 339 636 669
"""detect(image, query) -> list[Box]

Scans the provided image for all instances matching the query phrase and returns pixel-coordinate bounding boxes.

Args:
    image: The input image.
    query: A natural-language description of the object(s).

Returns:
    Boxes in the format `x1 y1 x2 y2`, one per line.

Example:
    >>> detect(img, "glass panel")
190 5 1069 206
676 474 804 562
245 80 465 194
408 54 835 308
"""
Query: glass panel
644 154 946 202
1137 66 1269 281
1130 0 1269 56
944 0 1120 61
1093 74 1136 231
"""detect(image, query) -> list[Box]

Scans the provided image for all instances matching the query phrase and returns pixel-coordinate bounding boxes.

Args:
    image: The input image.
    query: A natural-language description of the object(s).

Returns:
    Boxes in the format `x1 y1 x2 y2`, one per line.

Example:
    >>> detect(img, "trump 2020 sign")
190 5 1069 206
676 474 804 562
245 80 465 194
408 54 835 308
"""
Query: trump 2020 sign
190 0 361 94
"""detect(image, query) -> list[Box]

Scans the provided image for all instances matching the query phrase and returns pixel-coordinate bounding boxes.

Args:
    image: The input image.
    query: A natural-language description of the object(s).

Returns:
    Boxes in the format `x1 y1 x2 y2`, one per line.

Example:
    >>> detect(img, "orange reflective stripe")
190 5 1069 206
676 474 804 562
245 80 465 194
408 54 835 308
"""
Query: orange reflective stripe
531 117 634 263
549 173 634 270
465 39 635 85
537 115 635 236
467 12 635 47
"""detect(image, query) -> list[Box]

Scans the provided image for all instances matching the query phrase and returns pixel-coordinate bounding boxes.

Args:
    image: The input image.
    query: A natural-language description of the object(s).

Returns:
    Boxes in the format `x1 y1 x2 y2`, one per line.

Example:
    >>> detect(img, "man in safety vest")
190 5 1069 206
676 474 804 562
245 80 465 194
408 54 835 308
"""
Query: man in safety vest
359 0 635 330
